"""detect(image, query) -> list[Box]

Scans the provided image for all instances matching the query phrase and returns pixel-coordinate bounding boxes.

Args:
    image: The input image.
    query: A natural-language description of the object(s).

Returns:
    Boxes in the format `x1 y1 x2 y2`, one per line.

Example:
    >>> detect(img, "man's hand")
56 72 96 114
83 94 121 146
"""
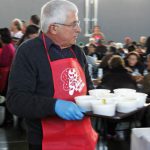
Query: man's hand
55 100 86 120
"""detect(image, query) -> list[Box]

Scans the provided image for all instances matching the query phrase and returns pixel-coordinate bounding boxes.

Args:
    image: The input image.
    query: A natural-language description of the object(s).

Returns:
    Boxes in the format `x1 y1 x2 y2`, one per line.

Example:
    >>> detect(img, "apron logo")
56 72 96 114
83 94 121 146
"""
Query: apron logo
61 68 85 96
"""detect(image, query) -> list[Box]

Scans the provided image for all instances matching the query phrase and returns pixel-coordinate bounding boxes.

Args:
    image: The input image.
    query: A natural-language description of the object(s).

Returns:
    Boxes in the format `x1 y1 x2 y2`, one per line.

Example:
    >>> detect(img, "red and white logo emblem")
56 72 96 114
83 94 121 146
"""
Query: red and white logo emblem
61 68 85 95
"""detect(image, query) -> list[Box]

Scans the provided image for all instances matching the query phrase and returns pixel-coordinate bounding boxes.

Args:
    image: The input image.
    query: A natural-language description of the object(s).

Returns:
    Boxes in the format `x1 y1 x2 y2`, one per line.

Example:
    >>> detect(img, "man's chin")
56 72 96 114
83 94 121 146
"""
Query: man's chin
71 39 77 45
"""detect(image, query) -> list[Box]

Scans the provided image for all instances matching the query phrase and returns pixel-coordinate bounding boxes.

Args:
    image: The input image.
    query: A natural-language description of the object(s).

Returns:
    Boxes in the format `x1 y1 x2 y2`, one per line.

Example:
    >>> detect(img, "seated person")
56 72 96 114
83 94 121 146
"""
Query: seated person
98 55 137 138
83 37 96 55
87 44 101 60
99 54 113 75
123 36 133 50
125 52 145 75
98 55 137 91
96 39 107 59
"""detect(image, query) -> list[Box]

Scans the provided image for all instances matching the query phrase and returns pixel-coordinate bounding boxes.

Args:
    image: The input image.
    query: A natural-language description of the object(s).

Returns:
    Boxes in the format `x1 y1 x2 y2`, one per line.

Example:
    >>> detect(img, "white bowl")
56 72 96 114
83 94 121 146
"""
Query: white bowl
74 95 97 111
0 96 5 104
92 103 116 116
89 89 111 98
114 88 136 96
117 100 137 113
134 92 147 108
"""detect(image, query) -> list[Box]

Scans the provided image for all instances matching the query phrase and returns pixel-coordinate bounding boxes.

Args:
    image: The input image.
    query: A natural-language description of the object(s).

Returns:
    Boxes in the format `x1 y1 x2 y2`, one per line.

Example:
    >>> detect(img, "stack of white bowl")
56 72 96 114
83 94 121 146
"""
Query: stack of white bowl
74 88 147 116
113 88 137 113
75 89 116 116
89 89 116 116
113 88 147 113
134 92 147 108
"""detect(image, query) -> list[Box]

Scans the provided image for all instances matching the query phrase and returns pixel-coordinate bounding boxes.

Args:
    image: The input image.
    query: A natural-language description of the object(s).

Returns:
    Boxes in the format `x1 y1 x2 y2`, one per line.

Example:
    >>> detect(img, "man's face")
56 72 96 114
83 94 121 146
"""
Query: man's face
54 11 81 47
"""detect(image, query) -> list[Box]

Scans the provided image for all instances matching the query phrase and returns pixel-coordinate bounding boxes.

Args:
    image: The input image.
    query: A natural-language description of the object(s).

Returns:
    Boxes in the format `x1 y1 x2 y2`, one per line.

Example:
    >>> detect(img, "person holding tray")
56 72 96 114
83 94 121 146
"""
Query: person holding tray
6 0 98 150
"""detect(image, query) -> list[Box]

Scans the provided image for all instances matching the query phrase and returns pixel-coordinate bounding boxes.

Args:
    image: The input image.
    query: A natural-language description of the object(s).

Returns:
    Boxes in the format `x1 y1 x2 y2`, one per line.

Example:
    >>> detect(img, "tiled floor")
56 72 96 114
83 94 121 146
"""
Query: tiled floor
0 126 130 150
0 127 28 150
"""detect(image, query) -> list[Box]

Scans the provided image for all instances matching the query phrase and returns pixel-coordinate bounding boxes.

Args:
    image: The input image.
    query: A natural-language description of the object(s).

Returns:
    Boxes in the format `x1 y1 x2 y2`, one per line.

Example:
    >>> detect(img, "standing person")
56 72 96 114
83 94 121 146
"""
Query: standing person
10 18 23 39
21 20 27 34
0 28 15 126
0 28 15 67
10 18 23 45
0 28 15 94
92 25 105 45
29 14 40 26
6 1 98 150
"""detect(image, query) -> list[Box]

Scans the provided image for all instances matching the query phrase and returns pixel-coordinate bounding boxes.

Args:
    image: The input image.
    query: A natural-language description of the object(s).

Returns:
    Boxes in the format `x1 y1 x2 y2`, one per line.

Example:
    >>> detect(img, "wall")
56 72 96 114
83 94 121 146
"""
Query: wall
0 0 150 44
98 0 150 42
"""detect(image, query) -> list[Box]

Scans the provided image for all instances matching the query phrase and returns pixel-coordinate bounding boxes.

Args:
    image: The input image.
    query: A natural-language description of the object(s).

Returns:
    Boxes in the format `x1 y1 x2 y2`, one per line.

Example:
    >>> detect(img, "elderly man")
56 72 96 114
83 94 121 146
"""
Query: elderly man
6 0 97 150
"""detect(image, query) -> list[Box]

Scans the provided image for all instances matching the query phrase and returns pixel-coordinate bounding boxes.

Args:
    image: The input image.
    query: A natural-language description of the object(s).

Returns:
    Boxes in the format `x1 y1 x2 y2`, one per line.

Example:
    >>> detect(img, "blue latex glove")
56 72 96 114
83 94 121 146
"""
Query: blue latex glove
55 99 86 120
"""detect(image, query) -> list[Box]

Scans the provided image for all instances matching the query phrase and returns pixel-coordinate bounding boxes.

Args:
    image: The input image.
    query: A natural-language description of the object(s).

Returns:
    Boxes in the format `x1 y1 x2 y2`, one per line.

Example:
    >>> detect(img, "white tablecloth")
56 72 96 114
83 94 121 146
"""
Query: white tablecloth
131 128 150 150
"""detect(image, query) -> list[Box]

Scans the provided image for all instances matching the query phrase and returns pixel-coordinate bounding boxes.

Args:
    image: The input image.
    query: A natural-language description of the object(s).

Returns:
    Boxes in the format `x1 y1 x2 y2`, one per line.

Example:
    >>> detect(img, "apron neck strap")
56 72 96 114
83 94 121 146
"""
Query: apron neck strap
42 33 77 62
42 33 52 63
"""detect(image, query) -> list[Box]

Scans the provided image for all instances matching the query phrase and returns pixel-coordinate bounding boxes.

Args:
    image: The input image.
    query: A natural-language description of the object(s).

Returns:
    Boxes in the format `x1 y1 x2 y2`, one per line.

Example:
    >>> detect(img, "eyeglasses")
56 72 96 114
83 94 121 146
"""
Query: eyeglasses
54 21 80 29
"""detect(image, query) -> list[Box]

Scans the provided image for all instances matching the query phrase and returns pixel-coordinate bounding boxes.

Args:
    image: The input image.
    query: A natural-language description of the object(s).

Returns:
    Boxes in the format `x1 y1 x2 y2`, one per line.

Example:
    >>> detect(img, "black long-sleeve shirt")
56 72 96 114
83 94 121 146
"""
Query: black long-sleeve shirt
6 33 93 145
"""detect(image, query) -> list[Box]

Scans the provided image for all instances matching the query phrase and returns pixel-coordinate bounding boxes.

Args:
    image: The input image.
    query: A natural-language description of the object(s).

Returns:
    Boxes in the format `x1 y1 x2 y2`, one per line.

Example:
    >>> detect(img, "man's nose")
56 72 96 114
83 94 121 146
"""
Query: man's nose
76 25 81 33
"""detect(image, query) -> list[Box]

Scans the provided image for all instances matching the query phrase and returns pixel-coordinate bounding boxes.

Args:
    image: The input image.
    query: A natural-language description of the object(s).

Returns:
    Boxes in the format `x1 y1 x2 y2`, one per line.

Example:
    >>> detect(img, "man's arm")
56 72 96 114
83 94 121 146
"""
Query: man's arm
6 44 57 119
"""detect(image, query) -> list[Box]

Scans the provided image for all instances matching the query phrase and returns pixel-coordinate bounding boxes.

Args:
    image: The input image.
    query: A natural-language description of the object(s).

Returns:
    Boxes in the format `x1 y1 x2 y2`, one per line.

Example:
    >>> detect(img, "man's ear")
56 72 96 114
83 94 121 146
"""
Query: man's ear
48 25 58 35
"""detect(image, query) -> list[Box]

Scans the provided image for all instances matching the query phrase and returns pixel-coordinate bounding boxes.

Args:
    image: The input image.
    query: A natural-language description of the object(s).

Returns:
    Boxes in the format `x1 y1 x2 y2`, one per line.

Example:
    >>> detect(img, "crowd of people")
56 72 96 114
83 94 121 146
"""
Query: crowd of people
81 25 150 137
0 0 149 149
0 14 150 128
0 15 40 127
0 15 40 94
83 25 150 98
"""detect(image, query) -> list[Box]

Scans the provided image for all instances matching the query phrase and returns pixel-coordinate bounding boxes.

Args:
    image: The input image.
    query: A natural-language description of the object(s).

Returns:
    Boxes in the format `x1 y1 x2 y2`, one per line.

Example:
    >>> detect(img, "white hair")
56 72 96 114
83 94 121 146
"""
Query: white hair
41 0 78 33
12 18 23 30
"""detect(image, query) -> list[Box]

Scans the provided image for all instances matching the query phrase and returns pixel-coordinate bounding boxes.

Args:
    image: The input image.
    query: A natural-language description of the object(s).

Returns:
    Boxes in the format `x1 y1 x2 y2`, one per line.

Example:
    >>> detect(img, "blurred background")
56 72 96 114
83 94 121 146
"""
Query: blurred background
0 0 150 150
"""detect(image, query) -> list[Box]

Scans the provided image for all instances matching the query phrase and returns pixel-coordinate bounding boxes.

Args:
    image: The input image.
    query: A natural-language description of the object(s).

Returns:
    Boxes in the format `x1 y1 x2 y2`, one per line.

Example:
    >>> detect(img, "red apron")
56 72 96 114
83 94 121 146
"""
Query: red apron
41 34 98 150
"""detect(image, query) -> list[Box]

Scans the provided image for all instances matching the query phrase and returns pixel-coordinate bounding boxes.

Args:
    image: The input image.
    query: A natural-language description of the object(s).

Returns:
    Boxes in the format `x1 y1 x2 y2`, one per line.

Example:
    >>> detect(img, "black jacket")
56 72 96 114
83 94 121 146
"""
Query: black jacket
6 33 93 145
98 67 137 91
